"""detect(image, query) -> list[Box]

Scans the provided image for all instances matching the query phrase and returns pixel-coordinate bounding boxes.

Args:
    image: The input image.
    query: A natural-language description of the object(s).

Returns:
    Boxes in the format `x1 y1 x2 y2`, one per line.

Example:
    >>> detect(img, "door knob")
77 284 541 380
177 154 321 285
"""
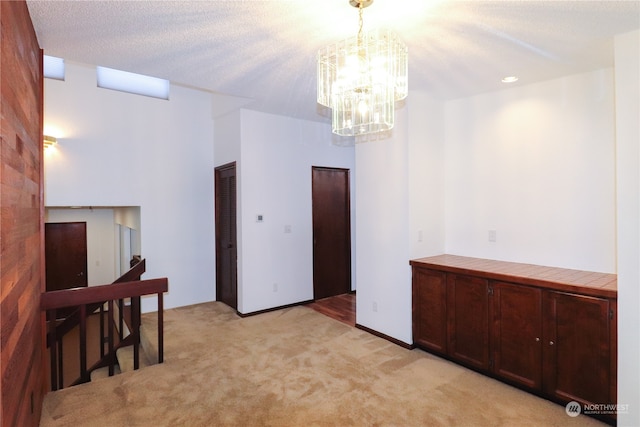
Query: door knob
549 341 555 346
535 337 540 342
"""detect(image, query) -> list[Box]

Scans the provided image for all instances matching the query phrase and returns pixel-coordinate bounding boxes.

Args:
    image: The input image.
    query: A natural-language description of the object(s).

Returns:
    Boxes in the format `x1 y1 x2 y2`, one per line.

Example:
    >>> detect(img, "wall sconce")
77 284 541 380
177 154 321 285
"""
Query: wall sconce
43 135 57 149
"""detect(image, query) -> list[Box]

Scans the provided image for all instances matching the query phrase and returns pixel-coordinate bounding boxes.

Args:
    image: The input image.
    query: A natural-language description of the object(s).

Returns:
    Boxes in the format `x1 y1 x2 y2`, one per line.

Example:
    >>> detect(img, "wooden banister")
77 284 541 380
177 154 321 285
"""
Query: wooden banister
41 278 168 310
112 258 146 283
46 259 147 347
41 259 168 391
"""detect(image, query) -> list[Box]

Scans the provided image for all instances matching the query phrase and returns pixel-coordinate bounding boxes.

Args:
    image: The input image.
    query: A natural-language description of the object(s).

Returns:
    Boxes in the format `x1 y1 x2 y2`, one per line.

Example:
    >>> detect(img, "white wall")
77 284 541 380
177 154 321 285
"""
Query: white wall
355 110 411 343
408 93 446 259
444 69 616 273
355 95 446 344
614 30 640 427
45 207 117 286
44 61 216 312
213 105 241 168
114 206 140 230
238 109 355 314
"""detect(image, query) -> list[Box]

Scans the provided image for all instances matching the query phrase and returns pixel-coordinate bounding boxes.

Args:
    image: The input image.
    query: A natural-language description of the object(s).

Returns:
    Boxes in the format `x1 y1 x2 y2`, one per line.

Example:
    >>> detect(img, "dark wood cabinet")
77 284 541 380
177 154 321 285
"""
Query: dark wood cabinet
542 291 613 405
411 255 617 422
491 281 543 390
412 268 447 353
447 274 489 370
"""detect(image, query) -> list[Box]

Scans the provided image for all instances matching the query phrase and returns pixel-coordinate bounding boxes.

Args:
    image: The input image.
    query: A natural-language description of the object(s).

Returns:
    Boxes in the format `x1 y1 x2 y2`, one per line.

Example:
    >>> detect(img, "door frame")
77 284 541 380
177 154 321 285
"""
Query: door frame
312 166 352 300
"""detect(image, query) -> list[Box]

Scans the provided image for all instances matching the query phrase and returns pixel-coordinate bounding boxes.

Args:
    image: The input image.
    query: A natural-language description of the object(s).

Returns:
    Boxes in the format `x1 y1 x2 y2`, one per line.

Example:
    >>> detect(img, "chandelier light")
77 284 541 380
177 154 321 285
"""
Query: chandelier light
317 0 408 137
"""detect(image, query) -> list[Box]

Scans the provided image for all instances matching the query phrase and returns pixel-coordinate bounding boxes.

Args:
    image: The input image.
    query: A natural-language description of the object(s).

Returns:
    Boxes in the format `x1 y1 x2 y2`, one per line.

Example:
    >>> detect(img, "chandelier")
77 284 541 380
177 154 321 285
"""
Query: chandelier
317 0 408 137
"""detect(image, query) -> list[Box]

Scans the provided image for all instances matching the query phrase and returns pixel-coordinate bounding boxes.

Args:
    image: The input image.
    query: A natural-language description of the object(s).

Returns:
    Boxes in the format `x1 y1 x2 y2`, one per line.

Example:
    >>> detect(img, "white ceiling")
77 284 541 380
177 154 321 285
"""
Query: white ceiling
27 0 640 123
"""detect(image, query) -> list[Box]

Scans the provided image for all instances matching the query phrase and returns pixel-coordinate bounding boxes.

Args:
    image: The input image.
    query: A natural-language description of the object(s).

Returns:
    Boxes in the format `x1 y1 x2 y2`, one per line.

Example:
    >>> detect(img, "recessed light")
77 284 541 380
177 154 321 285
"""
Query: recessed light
502 76 519 83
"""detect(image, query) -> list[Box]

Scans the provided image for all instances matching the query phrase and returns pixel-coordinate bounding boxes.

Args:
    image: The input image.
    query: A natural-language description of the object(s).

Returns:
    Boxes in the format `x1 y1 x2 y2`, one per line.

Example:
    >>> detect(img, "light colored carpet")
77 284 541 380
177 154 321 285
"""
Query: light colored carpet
40 302 606 426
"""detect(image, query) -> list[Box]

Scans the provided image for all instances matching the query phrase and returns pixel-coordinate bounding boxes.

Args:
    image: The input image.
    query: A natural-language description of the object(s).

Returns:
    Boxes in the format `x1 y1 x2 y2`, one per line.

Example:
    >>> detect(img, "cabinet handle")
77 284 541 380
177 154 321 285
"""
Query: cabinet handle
535 337 540 342
549 341 555 346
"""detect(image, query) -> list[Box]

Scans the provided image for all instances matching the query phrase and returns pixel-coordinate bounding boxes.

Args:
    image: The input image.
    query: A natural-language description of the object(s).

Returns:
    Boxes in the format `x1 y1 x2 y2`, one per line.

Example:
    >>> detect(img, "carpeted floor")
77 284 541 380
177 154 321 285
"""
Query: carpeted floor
40 302 606 426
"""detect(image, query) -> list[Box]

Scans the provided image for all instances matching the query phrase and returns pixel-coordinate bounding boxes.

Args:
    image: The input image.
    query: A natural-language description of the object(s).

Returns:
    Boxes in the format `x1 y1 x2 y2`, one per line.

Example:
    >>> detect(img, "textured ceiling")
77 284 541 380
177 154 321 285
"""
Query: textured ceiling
27 0 640 123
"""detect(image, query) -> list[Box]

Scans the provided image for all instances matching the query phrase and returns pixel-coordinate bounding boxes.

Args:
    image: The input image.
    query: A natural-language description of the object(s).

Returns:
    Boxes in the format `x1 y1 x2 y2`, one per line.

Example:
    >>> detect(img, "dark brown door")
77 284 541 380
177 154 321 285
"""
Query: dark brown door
45 222 88 318
542 291 611 405
447 273 490 370
491 281 543 390
413 268 447 354
215 162 238 310
45 222 88 292
312 167 351 300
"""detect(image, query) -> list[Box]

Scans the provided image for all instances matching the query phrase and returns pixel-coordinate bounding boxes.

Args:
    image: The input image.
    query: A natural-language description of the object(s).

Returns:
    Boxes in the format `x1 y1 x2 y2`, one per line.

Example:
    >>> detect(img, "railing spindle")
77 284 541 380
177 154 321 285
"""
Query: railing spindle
132 296 140 370
118 298 124 340
49 309 58 391
79 304 87 383
158 292 164 364
57 336 64 390
108 299 114 376
99 304 105 358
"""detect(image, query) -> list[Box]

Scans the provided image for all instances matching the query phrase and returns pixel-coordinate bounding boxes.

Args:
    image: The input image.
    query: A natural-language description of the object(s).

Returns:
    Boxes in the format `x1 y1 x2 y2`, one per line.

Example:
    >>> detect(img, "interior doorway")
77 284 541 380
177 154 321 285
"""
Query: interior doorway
215 162 238 310
45 222 88 291
45 222 88 318
312 166 352 300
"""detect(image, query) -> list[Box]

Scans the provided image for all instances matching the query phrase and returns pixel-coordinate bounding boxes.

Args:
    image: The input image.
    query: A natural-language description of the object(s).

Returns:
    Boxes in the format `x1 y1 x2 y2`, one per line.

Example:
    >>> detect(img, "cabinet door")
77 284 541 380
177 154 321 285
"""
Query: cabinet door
543 291 611 405
412 268 447 354
491 281 543 390
609 299 617 405
447 273 490 370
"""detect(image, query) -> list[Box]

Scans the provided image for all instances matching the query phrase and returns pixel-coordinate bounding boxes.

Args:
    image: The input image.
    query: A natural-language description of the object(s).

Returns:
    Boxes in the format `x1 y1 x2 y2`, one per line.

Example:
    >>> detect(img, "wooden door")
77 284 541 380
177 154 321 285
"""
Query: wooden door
447 273 490 370
312 167 351 300
491 281 543 390
45 222 88 291
542 291 612 405
413 268 448 354
215 162 238 310
45 222 88 318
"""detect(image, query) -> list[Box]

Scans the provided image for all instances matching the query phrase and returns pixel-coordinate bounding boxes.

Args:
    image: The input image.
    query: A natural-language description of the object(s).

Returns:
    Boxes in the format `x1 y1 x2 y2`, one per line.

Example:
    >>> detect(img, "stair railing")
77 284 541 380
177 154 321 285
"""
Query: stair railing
49 259 147 350
41 265 167 391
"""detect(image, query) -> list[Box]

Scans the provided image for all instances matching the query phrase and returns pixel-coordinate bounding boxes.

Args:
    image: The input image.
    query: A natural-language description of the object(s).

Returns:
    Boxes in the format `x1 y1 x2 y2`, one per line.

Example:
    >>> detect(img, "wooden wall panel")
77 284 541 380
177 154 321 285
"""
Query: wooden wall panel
1 1 45 426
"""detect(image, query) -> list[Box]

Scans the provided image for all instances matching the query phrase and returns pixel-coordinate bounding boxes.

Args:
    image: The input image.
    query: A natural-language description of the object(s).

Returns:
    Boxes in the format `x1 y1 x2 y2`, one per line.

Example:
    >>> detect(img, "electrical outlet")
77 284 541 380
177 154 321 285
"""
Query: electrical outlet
488 230 497 242
273 283 278 292
372 301 378 312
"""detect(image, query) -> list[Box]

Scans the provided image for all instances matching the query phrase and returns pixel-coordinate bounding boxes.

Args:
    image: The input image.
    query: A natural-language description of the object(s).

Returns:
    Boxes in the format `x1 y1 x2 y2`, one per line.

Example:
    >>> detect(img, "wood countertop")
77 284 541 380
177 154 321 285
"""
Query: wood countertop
410 254 617 299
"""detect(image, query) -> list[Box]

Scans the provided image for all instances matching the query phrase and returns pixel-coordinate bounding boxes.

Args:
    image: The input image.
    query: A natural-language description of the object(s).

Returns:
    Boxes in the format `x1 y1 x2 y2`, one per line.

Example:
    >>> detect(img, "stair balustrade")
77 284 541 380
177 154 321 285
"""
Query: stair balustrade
40 259 167 390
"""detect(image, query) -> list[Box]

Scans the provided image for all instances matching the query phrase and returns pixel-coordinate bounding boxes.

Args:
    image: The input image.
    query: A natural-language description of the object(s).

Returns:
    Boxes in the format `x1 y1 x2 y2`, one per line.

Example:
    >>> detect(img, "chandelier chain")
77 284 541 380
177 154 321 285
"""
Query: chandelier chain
358 2 364 39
